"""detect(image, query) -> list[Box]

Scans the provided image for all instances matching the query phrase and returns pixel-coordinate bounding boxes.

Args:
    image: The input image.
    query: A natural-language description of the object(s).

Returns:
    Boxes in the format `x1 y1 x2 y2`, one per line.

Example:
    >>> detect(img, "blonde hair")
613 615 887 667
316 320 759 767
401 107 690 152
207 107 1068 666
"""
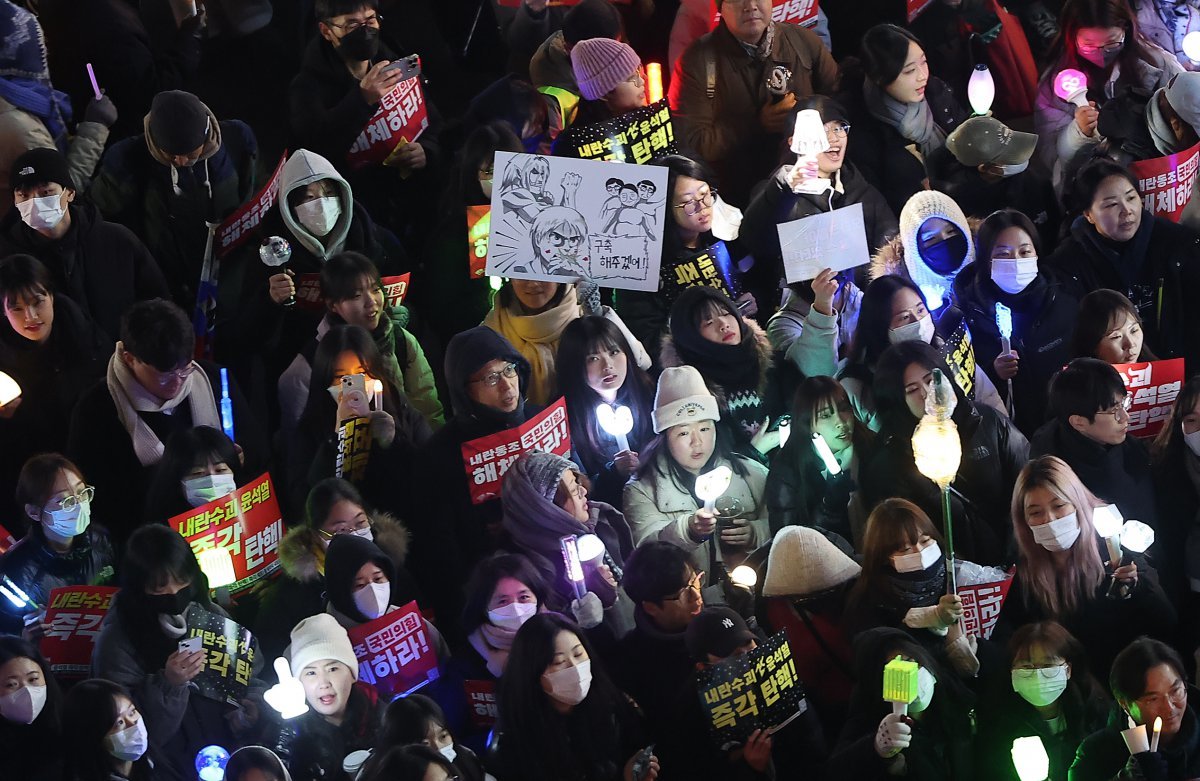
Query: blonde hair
1011 456 1105 617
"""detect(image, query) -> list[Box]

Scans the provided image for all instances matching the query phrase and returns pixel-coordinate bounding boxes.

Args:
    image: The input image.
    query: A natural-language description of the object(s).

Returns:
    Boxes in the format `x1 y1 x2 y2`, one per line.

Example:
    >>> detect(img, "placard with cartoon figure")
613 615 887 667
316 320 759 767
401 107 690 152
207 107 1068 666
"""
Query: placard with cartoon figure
486 152 667 291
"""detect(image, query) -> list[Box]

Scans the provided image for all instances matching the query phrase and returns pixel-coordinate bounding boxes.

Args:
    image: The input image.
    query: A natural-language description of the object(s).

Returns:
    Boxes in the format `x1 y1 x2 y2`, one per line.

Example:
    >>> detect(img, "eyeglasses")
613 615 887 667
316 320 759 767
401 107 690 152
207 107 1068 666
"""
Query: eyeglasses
1076 35 1124 55
664 571 705 602
1096 392 1133 417
325 13 382 33
1011 664 1067 680
1136 678 1187 709
470 363 519 387
674 189 717 216
146 363 197 387
824 122 851 138
54 485 95 512
318 516 371 539
547 231 585 249
624 69 645 87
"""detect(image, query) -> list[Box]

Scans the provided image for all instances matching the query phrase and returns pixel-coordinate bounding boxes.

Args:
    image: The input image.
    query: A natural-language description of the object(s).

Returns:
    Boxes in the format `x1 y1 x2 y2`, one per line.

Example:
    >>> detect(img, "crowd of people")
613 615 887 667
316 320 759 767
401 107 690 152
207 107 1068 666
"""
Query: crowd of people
5 0 1200 779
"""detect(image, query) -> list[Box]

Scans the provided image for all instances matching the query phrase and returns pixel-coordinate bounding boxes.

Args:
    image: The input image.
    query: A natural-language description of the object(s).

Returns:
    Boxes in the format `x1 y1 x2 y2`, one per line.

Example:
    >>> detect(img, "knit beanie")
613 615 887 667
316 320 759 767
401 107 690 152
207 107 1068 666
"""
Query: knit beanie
149 90 210 155
652 366 720 433
563 0 623 46
288 613 359 679
506 450 575 502
762 526 861 597
325 534 396 623
570 38 641 101
898 190 974 305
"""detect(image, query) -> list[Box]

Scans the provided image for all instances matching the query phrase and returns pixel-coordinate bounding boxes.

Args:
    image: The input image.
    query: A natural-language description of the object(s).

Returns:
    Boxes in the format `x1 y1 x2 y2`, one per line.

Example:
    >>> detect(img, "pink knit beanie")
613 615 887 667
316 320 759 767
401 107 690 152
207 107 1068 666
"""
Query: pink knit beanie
570 38 641 101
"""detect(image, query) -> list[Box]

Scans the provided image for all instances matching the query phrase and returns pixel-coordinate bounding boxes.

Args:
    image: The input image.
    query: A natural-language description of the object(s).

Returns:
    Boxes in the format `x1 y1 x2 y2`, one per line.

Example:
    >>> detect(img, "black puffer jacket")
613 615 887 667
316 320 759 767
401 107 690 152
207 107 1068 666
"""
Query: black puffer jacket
1070 689 1200 781
954 267 1079 437
0 524 116 634
288 682 381 781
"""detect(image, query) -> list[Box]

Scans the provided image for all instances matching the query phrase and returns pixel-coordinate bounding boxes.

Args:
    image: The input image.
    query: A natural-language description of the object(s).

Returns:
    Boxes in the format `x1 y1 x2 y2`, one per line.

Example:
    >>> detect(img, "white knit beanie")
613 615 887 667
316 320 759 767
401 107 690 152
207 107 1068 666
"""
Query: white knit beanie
898 190 974 304
288 613 359 679
652 365 720 433
762 526 861 597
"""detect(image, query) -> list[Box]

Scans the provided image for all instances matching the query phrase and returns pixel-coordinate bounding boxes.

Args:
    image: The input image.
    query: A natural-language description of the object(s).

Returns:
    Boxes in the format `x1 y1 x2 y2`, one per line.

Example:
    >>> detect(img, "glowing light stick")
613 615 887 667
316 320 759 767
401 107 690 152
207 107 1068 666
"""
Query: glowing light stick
596 403 634 453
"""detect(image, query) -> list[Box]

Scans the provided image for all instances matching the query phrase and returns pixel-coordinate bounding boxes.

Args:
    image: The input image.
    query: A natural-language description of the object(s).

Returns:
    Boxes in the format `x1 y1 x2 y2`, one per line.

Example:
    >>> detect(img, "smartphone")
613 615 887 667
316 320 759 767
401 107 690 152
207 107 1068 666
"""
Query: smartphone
385 54 422 81
178 636 203 655
341 373 367 398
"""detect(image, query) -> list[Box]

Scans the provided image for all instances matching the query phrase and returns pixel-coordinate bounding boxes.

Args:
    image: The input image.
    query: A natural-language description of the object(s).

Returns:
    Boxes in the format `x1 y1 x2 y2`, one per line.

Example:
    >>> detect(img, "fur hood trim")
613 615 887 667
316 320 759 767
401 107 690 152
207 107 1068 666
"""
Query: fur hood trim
658 317 773 392
279 511 410 583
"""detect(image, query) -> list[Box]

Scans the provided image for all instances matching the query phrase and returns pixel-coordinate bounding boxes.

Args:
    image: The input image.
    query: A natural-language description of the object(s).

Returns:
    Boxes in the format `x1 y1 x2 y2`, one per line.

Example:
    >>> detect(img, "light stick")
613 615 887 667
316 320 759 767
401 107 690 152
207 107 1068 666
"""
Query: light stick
1150 716 1163 752
912 369 961 594
596 403 634 453
812 433 842 476
996 303 1015 418
789 109 830 195
967 64 995 115
646 63 663 104
372 379 383 411
1185 31 1200 64
1053 69 1089 107
575 533 606 567
1010 736 1050 781
1092 504 1124 564
86 63 102 101
263 658 309 719
219 368 235 442
560 535 587 599
198 548 237 589
0 371 20 407
695 465 733 513
729 565 758 589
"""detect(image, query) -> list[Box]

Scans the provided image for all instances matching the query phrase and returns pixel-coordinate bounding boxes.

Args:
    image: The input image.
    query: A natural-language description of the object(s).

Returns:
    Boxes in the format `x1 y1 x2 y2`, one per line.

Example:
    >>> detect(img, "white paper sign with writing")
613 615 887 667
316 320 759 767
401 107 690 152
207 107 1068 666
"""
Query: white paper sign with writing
777 202 870 283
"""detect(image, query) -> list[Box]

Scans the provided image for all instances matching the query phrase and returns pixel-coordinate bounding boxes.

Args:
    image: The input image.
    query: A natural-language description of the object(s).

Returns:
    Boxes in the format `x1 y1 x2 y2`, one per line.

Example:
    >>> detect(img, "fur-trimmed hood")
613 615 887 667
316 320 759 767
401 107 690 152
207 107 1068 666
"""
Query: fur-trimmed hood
659 316 773 394
279 511 410 584
868 218 983 307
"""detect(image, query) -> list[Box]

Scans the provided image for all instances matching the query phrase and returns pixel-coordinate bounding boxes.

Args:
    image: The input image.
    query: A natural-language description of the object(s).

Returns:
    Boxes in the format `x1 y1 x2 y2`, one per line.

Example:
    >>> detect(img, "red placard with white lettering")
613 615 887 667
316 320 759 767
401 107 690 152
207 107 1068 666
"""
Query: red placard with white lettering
468 205 490 279
460 397 571 504
464 679 499 728
772 0 818 26
1113 359 1185 438
40 586 119 676
0 523 16 554
1128 142 1200 222
216 152 287 257
169 472 283 594
347 77 429 170
293 273 410 314
348 601 440 699
959 577 1011 640
907 0 934 22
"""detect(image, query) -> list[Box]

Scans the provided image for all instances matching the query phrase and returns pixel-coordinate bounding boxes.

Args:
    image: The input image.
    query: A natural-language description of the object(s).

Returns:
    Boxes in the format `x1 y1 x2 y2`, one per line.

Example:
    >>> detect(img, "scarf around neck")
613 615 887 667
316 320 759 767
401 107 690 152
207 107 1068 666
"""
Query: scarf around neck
863 78 946 159
105 343 221 466
482 285 579 406
884 557 947 609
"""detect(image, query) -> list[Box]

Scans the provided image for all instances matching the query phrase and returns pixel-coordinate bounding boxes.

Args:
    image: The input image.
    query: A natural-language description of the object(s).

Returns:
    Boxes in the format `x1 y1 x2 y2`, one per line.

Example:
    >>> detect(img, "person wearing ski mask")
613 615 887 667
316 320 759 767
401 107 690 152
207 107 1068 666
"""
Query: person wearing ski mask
0 637 63 781
0 453 115 637
870 189 974 315
0 147 167 342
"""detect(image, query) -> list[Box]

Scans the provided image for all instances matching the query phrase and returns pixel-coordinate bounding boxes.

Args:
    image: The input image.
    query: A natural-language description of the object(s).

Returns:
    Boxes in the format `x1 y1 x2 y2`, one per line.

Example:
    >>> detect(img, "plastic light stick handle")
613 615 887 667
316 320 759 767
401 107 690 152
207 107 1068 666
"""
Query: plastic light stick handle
219 368 235 442
615 432 629 453
1001 336 1011 354
892 700 908 717
86 63 101 101
561 536 587 600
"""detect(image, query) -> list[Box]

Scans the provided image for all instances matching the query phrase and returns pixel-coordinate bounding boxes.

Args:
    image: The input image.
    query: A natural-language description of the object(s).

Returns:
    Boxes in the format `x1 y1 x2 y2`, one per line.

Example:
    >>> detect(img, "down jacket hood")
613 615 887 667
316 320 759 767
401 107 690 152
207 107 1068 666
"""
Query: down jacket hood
279 510 410 584
278 148 355 260
658 315 773 393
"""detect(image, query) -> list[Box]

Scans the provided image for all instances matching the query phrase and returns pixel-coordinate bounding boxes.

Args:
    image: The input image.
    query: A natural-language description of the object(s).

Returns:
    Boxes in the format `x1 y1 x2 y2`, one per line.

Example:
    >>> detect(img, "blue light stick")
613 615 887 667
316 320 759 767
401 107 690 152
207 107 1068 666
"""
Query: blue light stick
995 303 1015 418
219 368 235 442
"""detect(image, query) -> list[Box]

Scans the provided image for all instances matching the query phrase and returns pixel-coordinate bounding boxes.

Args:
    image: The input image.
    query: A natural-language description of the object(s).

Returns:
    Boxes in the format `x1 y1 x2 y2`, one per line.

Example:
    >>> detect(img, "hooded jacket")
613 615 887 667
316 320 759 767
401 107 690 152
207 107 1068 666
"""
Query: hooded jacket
0 523 115 635
1069 686 1200 781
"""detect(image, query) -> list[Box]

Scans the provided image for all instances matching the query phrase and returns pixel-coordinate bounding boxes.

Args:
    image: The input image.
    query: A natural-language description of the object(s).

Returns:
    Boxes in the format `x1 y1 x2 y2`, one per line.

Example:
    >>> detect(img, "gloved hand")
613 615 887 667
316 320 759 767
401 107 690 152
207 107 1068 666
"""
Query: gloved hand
570 591 604 629
83 94 118 127
945 632 980 677
821 472 856 515
1125 751 1169 781
902 606 950 635
577 278 602 317
874 712 912 759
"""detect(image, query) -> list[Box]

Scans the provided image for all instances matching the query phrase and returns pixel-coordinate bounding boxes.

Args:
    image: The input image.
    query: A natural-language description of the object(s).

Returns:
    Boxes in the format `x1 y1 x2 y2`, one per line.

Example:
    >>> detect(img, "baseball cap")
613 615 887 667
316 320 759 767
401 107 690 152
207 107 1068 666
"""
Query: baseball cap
946 116 1038 168
685 606 756 662
11 147 73 193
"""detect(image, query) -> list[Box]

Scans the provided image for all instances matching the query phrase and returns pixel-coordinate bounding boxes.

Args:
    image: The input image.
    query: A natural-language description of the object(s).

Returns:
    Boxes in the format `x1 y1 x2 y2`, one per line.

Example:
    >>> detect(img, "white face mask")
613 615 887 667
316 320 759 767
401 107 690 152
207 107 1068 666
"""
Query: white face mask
991 257 1039 295
439 744 458 764
43 500 90 541
1184 425 1200 458
488 601 537 631
543 659 592 706
1011 664 1070 708
992 160 1030 177
0 684 47 724
105 719 149 762
181 474 237 508
353 581 390 620
888 313 936 345
910 666 936 713
349 526 374 542
295 196 341 237
17 193 66 232
892 541 942 574
1030 513 1080 552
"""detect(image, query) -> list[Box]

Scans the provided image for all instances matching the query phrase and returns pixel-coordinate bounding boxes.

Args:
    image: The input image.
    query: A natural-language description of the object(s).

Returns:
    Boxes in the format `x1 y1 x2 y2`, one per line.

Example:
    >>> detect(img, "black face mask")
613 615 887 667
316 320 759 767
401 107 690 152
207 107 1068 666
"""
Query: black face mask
145 586 192 616
919 233 969 276
336 25 380 62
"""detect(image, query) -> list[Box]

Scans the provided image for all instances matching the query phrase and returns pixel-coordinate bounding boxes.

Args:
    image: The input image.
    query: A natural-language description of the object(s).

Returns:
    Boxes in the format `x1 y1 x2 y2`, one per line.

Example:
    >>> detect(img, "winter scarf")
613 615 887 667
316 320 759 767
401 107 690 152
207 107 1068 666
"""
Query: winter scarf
1071 212 1156 292
483 284 580 406
468 622 519 678
883 557 948 609
0 1 72 142
863 77 947 159
143 100 222 200
667 287 763 392
105 343 220 466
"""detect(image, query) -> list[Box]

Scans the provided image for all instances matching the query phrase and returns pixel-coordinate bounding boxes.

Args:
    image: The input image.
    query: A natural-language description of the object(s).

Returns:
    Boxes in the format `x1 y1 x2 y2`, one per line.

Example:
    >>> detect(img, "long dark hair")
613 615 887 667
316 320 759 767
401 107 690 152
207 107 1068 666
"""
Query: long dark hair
850 498 946 609
15 452 83 523
557 317 655 474
61 679 140 781
0 636 61 730
377 693 449 751
298 324 406 437
650 154 717 258
497 613 626 781
872 340 966 438
861 24 924 87
847 275 928 371
143 426 243 524
1043 0 1156 79
634 418 751 497
361 744 455 781
461 552 551 635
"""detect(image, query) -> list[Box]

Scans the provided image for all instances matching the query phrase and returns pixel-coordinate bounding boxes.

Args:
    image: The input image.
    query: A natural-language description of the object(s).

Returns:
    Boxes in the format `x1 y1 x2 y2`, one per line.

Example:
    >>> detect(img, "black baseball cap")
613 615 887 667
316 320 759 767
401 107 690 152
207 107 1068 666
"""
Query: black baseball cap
685 606 756 662
11 147 73 193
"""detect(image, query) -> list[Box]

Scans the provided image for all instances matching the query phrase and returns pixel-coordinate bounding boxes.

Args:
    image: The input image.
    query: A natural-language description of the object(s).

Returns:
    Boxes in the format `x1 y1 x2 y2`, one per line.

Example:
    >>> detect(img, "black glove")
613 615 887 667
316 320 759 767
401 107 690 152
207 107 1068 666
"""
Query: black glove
1127 751 1169 781
83 95 118 127
821 472 855 514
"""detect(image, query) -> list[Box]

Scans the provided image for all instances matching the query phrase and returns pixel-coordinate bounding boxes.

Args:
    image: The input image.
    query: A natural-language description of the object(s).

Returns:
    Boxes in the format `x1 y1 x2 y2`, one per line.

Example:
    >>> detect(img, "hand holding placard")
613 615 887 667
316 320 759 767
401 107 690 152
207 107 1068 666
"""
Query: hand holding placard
264 657 308 720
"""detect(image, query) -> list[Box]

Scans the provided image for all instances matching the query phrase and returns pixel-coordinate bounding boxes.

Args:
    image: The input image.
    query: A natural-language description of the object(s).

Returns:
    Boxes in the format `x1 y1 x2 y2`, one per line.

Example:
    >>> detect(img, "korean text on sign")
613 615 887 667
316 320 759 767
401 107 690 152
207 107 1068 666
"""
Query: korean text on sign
216 152 287 257
461 397 572 504
349 601 440 699
348 76 429 169
184 604 257 707
1129 141 1200 222
464 679 499 728
336 416 372 482
170 472 283 594
40 586 118 676
959 576 1013 640
696 631 808 748
574 100 678 164
771 0 818 26
1113 358 1185 438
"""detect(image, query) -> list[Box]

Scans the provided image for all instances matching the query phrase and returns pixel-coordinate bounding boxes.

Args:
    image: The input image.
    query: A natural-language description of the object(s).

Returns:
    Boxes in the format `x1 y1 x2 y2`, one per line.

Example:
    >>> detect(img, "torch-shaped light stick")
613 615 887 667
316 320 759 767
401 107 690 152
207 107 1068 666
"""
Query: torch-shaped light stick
596 403 634 453
912 369 962 594
996 302 1016 419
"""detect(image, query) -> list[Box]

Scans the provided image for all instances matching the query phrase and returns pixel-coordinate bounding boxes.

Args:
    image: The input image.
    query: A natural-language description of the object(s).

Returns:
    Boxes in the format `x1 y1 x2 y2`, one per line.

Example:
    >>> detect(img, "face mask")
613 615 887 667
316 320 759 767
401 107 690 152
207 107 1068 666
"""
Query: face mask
1184 425 1200 458
336 25 381 62
1030 513 1081 552
888 313 936 345
181 474 237 508
992 160 1030 177
991 257 1039 295
1011 664 1070 708
543 659 592 706
105 719 149 762
43 500 90 540
17 193 66 232
488 601 537 631
439 745 458 764
295 196 341 237
145 587 192 616
354 582 390 620
892 542 942 574
919 233 968 275
480 178 493 200
0 684 47 724
910 666 936 713
349 526 374 542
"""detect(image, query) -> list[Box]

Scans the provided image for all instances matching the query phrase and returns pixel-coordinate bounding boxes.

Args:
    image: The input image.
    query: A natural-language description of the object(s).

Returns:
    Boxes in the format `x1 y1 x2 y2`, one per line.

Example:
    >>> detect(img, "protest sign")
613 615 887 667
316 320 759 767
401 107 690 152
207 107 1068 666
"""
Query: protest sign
778 203 870 283
937 314 978 400
1113 358 1185 438
349 601 440 699
347 76 429 170
908 0 935 22
488 152 668 291
0 523 15 554
696 631 808 749
171 473 283 595
659 241 737 302
771 0 819 26
40 586 118 676
184 604 257 707
468 205 491 279
464 679 499 728
461 397 571 504
216 153 287 257
336 416 372 482
570 100 679 164
1129 141 1200 222
293 273 411 314
960 576 1012 640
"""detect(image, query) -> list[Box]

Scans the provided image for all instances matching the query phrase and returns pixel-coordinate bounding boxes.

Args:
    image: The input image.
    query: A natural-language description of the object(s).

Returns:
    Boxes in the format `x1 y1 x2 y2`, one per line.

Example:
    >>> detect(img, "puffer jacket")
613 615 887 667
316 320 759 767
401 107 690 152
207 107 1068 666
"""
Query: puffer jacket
0 524 116 634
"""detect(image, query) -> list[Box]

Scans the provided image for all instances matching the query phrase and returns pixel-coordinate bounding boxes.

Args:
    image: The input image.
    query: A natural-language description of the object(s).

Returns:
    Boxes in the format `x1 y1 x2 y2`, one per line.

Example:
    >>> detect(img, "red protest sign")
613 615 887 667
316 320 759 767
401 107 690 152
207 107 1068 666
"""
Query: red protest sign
170 472 283 594
959 576 1012 640
1128 141 1200 222
464 679 499 728
40 585 118 676
468 205 490 279
1113 358 1185 438
771 0 818 26
348 77 429 170
0 523 15 554
216 152 287 257
907 0 934 22
293 273 410 313
382 273 410 309
348 600 440 699
461 397 572 504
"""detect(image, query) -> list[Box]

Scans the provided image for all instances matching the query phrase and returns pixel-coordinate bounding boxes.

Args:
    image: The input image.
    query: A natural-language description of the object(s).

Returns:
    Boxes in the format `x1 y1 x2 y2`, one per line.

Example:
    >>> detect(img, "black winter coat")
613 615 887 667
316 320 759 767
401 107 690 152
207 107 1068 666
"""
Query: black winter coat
764 438 860 543
931 162 1062 248
288 683 381 781
1070 690 1200 781
0 525 116 634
